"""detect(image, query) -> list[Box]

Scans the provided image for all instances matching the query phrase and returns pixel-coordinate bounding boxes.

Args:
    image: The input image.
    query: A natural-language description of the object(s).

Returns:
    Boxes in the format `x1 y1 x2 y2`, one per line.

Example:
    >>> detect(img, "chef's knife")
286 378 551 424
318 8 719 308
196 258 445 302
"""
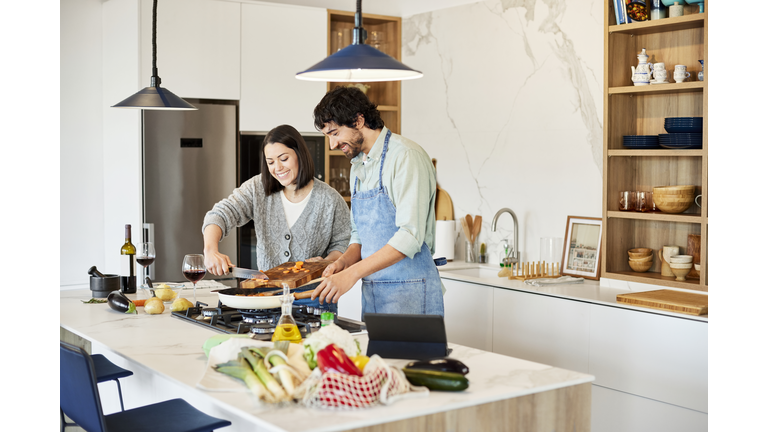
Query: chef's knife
229 265 269 280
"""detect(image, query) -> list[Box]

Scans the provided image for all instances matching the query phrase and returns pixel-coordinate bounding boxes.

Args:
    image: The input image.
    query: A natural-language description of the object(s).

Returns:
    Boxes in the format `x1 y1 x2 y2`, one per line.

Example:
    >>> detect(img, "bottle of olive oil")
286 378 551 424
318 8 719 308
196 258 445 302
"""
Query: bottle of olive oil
272 283 302 344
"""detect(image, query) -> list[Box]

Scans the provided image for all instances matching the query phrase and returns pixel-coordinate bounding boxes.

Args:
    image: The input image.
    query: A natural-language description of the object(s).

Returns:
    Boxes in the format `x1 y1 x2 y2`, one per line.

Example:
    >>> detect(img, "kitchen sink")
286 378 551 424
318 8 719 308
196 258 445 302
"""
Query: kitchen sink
440 267 501 279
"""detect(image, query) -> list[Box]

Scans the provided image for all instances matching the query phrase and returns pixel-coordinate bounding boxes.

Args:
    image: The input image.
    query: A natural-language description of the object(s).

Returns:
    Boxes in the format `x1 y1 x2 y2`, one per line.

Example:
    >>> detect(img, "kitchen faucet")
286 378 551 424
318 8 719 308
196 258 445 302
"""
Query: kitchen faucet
492 208 520 265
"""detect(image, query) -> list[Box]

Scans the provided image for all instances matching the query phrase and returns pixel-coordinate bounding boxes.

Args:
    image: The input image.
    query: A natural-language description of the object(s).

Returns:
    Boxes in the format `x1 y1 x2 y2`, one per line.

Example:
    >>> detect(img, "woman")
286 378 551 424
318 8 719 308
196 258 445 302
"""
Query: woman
202 124 350 311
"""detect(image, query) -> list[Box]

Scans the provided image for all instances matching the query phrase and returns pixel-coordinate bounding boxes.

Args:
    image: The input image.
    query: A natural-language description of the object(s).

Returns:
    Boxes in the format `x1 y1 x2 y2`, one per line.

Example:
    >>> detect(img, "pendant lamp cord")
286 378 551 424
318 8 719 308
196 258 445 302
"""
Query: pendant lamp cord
150 0 161 86
352 0 367 45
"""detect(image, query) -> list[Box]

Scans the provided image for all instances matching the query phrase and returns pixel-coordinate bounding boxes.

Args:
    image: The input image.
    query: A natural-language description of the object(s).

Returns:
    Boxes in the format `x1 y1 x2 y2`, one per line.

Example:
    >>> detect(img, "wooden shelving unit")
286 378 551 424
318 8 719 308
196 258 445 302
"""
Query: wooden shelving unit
601 2 707 291
323 10 403 203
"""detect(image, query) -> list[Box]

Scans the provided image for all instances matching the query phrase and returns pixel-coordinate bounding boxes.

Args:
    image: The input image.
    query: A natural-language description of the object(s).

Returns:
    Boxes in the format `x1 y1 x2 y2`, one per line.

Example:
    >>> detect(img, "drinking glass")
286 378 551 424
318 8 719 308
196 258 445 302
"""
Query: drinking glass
619 191 635 211
636 191 651 212
182 254 206 303
137 242 156 287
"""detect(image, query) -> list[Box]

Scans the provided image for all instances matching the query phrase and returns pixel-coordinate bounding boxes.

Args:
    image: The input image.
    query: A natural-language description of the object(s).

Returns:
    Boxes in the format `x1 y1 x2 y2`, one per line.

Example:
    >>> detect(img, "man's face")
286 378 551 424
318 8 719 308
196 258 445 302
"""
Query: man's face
321 121 365 160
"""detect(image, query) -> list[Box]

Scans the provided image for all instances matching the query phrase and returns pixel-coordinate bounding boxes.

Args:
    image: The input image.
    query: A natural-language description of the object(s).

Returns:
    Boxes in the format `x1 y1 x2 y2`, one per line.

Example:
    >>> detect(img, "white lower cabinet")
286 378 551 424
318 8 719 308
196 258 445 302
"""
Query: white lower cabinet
439 277 708 430
492 289 591 375
441 279 494 351
589 304 708 413
592 385 708 432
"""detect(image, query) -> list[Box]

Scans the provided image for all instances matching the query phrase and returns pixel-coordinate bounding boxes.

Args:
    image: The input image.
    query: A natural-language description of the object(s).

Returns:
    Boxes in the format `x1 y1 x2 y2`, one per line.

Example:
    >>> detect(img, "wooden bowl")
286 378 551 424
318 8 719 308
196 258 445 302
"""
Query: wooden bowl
628 260 652 272
653 194 694 213
628 248 653 256
653 185 696 195
629 254 653 263
670 255 693 263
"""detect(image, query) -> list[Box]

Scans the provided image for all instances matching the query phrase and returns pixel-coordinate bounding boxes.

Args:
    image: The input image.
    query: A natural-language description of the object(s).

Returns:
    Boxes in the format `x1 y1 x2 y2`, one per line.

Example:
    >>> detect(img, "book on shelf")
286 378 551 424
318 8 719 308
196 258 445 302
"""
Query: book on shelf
622 0 629 24
614 0 626 25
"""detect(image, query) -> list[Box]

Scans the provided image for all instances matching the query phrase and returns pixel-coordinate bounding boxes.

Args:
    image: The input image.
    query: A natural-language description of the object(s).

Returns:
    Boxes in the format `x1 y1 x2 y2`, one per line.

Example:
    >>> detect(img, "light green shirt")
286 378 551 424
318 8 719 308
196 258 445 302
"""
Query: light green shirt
348 127 437 259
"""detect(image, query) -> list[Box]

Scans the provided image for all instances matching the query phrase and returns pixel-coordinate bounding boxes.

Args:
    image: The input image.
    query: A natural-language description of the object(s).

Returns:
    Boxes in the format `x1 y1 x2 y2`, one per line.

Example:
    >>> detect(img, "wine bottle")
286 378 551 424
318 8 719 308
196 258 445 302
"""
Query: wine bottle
120 224 137 293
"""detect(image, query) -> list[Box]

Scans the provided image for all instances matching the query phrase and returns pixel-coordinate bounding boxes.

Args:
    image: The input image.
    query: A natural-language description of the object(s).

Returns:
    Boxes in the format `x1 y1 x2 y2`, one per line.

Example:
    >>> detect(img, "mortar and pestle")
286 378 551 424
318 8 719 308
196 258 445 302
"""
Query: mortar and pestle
88 266 120 298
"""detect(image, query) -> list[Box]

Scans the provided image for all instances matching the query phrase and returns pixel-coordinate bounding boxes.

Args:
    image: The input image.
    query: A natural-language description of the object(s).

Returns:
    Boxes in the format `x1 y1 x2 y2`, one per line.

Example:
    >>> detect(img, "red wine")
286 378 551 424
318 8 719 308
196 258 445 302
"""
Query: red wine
137 257 155 267
183 269 206 283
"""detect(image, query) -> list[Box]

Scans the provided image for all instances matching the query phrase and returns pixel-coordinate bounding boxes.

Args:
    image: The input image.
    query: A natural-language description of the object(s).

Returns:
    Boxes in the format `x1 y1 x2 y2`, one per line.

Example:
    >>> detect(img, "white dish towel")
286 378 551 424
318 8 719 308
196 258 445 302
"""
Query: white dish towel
524 276 584 287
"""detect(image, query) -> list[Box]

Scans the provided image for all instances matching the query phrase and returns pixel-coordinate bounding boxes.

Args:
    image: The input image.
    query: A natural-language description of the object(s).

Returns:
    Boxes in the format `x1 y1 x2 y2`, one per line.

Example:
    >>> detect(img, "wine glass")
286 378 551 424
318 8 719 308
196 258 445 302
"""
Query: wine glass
182 254 206 303
137 242 156 287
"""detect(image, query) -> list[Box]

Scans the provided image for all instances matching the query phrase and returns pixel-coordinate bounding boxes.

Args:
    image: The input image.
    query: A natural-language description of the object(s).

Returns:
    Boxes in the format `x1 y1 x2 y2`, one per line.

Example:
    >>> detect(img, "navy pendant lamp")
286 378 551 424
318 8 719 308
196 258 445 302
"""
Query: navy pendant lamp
112 0 196 110
296 0 422 82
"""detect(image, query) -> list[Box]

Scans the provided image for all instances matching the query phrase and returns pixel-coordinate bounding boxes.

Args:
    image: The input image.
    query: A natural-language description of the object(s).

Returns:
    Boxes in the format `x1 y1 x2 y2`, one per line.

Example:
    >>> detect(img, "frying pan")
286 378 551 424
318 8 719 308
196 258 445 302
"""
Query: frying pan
214 279 322 310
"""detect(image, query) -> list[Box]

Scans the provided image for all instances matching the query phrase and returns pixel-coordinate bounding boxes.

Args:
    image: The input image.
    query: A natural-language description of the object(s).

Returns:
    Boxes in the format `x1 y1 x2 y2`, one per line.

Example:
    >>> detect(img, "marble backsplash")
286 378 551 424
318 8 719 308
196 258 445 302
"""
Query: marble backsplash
402 0 604 266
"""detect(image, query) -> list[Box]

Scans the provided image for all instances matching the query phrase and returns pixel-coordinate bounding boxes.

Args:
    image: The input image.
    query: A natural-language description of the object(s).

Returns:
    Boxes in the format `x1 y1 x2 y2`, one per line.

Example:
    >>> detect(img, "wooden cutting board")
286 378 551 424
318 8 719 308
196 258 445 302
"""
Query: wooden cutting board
240 260 333 289
433 158 454 221
616 289 708 316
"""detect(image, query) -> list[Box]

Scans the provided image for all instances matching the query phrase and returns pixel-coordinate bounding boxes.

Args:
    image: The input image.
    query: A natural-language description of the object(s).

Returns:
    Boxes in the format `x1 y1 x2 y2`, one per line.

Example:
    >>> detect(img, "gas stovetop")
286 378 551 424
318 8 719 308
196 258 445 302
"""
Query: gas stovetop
171 301 366 340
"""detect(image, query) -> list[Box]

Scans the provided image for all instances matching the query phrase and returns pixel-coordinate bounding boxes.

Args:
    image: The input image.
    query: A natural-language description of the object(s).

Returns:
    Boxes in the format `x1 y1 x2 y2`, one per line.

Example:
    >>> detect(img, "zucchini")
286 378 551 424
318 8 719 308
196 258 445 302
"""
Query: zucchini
402 368 469 391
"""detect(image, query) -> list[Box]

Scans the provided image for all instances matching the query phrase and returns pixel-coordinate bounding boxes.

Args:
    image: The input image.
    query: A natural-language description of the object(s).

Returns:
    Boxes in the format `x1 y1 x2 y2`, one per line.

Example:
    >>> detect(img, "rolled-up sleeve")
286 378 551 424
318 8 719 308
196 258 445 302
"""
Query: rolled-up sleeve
386 148 435 259
202 178 257 239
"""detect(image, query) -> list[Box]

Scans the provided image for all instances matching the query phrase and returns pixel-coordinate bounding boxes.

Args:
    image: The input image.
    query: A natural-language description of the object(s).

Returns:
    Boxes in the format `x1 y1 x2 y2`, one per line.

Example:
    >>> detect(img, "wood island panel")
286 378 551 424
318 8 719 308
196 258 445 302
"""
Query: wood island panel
344 383 591 432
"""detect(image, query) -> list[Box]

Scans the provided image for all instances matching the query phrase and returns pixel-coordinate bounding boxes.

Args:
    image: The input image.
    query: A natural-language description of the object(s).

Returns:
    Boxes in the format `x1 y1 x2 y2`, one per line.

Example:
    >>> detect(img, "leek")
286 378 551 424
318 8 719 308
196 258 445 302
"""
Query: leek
263 349 297 396
214 356 275 403
243 348 288 402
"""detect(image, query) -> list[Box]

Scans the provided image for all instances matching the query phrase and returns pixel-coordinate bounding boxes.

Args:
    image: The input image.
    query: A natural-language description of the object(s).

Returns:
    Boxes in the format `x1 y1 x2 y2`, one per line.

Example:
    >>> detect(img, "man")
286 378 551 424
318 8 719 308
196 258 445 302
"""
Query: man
310 86 444 316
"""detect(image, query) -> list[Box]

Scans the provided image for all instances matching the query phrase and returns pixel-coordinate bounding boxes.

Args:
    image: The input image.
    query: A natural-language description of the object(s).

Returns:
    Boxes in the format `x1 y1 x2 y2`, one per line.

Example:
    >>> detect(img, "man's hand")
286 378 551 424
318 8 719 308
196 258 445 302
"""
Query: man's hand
311 269 358 304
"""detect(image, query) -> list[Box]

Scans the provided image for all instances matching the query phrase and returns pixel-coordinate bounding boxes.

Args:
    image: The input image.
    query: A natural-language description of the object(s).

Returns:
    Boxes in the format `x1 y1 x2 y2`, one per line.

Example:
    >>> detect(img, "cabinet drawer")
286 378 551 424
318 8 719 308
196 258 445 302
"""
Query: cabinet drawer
441 279 494 351
592 384 707 432
589 305 707 412
492 289 590 374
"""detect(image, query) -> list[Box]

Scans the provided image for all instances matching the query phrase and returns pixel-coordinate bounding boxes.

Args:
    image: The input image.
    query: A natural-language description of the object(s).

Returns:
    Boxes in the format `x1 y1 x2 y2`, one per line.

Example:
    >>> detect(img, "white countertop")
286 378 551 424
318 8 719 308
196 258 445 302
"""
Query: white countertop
60 287 594 432
438 262 708 322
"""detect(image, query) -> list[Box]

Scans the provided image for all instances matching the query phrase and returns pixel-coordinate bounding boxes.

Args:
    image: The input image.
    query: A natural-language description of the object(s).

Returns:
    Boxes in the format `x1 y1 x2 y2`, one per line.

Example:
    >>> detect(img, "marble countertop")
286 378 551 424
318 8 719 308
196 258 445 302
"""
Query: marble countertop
60 288 594 432
438 262 708 322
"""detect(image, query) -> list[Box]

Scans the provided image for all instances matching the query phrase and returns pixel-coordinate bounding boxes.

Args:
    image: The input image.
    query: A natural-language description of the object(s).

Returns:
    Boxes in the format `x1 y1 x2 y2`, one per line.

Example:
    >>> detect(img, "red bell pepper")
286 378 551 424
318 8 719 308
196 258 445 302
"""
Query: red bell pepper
316 344 363 376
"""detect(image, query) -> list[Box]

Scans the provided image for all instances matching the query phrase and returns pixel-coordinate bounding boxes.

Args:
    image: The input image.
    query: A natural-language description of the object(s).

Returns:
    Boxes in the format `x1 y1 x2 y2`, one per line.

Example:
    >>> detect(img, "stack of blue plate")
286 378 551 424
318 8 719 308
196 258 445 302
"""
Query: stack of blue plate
664 117 703 133
658 133 703 149
622 135 660 149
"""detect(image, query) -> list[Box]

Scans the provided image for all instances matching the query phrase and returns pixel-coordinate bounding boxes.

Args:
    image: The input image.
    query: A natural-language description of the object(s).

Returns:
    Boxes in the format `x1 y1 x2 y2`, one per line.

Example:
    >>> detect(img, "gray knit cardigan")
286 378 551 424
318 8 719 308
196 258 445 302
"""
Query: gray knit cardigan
202 175 351 270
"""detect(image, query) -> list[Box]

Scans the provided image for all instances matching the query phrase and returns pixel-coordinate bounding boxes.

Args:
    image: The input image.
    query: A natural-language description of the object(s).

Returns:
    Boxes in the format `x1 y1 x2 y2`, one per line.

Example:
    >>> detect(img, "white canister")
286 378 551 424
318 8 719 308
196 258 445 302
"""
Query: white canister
669 2 684 17
433 220 456 261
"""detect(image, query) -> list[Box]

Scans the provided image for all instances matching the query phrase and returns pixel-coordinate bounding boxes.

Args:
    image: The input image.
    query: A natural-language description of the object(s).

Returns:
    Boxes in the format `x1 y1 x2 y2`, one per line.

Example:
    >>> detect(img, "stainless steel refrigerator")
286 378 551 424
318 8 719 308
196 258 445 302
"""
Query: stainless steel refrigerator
142 101 238 283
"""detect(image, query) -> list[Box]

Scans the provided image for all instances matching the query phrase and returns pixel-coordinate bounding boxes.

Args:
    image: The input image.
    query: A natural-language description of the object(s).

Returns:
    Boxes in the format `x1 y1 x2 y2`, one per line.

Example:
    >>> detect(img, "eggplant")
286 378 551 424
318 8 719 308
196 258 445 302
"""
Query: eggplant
403 358 469 375
107 290 137 314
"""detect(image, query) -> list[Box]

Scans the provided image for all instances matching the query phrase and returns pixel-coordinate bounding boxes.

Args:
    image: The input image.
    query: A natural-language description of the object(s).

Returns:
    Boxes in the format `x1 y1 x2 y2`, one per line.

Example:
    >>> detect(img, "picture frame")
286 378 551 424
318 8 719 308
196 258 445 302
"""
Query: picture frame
561 216 603 280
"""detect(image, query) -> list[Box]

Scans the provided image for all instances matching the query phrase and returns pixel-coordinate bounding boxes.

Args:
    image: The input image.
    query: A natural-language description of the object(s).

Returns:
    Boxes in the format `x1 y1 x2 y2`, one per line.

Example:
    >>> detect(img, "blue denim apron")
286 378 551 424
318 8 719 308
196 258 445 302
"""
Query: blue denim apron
351 130 445 317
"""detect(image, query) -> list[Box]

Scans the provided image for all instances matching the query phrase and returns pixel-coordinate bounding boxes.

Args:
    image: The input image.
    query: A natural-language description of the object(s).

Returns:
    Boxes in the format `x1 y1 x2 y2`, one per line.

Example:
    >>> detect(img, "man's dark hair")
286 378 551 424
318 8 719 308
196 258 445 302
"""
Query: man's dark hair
260 124 315 195
313 86 385 132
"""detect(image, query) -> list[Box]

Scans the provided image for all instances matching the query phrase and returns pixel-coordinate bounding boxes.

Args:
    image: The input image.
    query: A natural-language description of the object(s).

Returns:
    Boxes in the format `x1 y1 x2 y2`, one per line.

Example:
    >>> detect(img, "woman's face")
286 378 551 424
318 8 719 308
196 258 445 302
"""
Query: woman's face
264 142 299 188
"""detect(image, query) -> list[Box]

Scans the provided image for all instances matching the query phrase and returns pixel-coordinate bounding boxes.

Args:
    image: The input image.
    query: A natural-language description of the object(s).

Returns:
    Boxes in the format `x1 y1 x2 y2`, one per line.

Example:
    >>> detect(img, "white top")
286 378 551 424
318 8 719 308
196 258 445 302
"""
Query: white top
281 188 313 228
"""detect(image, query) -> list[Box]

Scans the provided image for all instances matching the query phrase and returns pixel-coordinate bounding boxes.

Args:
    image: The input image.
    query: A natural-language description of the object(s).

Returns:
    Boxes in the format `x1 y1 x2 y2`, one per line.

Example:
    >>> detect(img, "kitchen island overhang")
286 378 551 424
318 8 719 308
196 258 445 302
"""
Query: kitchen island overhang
60 287 594 432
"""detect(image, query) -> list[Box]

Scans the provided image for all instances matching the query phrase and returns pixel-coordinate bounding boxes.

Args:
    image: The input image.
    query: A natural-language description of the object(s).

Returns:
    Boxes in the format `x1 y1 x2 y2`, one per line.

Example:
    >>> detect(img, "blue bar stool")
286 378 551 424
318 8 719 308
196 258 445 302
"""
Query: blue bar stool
60 342 231 432
91 353 133 411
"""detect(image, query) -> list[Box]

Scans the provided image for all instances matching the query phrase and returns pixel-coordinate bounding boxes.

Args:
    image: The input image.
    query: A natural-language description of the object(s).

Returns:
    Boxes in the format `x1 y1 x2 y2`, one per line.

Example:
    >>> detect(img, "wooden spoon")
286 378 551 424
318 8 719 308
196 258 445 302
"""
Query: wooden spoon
472 215 482 244
465 214 473 242
460 217 471 242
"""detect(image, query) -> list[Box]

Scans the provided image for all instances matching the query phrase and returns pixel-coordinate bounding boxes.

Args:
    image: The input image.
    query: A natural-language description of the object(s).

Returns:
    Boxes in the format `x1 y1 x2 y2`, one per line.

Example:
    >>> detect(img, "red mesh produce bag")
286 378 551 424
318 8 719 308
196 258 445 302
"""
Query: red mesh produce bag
296 355 428 410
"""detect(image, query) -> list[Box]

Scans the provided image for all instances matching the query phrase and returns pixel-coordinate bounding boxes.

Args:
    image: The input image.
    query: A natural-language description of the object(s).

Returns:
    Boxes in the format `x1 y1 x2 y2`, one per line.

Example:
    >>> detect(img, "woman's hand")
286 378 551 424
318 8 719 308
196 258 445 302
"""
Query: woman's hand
204 250 233 276
321 257 346 277
305 256 324 262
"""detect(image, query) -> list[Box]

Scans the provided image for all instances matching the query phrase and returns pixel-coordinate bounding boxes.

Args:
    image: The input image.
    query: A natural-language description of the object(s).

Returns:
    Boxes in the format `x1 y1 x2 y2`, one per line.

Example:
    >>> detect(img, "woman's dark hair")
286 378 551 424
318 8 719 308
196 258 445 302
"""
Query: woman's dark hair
260 124 315 196
313 86 385 132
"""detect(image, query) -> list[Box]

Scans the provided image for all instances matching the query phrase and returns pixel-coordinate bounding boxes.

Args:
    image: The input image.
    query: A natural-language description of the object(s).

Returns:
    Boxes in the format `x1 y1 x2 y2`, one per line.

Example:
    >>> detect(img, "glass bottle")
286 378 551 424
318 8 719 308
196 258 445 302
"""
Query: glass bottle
271 284 303 344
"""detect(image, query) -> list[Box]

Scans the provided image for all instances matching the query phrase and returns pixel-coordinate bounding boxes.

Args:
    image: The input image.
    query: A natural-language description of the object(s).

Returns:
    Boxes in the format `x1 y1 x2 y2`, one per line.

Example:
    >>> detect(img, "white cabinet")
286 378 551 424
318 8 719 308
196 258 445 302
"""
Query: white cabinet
492 289 591 375
589 305 708 413
240 3 328 133
140 0 241 101
442 279 494 351
592 385 708 432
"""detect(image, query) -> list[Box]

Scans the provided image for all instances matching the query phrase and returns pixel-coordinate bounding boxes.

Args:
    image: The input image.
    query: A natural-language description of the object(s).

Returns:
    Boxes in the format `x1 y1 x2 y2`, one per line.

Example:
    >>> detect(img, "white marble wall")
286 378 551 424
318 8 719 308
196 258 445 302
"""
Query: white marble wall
402 0 604 266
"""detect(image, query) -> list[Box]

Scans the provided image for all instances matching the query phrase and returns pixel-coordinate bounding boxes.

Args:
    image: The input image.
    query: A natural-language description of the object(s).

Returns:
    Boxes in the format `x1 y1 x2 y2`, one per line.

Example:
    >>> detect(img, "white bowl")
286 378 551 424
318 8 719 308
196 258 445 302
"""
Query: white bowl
669 262 693 269
670 255 693 263
694 263 701 271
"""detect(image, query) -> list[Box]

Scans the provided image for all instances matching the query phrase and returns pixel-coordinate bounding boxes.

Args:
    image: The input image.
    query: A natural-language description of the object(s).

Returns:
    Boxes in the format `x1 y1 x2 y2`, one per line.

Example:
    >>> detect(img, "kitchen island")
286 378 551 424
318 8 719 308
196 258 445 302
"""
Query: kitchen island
61 287 594 432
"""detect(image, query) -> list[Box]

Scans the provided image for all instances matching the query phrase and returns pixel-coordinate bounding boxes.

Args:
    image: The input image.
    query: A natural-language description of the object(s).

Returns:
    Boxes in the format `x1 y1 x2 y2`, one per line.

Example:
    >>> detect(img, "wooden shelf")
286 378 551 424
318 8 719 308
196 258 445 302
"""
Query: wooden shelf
608 150 704 157
604 271 705 291
609 81 703 95
607 211 704 224
602 1 707 290
609 12 705 35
